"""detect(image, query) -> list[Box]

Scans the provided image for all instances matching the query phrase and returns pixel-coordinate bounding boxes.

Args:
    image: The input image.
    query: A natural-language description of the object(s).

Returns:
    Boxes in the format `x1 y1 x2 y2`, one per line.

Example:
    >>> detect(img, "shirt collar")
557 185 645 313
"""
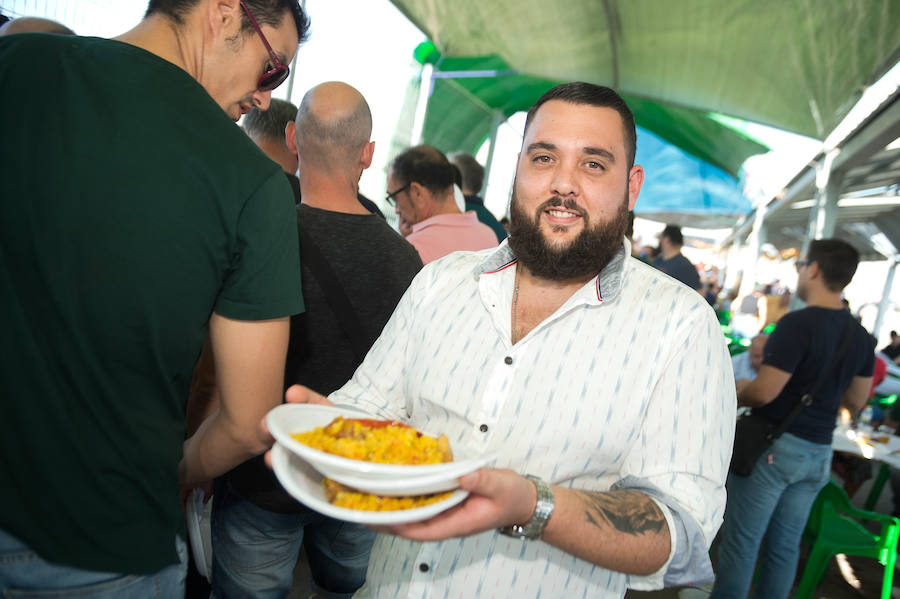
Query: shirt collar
475 239 629 303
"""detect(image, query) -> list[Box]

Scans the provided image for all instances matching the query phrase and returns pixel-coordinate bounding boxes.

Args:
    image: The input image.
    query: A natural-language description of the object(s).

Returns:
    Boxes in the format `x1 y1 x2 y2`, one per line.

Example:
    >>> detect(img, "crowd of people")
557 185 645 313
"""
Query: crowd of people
0 3 887 599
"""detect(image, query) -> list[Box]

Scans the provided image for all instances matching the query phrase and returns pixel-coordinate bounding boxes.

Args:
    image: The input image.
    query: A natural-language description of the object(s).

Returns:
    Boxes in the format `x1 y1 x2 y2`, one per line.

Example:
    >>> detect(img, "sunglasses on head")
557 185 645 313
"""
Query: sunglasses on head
239 0 290 92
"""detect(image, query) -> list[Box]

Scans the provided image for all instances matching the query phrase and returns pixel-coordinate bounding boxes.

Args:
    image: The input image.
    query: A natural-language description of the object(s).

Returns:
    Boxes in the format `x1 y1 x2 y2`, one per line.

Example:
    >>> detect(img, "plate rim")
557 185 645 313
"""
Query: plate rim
266 403 486 477
271 443 469 524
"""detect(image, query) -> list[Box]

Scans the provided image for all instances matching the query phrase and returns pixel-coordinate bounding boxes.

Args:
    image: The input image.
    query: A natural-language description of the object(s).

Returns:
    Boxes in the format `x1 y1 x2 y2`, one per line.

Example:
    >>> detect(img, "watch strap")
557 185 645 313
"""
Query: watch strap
498 474 555 540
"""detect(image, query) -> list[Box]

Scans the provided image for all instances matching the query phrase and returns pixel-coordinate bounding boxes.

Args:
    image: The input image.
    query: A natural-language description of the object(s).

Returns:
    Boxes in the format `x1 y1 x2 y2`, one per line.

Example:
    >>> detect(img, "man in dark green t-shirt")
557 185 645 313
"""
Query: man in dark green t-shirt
0 0 309 594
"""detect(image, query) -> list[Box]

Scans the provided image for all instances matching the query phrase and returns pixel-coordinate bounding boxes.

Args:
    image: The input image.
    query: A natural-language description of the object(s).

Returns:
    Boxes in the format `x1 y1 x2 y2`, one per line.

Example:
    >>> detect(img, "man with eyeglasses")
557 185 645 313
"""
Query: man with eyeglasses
387 145 498 264
711 239 874 599
0 0 308 595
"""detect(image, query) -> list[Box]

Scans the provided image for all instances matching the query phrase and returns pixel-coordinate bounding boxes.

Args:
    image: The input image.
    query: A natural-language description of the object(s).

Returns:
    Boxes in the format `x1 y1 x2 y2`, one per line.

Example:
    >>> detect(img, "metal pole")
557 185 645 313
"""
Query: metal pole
481 109 504 196
410 64 434 146
284 0 306 103
873 257 899 340
803 149 840 256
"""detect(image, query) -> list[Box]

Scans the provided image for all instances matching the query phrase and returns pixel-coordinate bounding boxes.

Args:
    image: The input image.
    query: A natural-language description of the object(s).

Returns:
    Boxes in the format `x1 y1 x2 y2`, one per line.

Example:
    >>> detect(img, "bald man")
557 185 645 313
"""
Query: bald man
213 82 423 599
0 16 75 36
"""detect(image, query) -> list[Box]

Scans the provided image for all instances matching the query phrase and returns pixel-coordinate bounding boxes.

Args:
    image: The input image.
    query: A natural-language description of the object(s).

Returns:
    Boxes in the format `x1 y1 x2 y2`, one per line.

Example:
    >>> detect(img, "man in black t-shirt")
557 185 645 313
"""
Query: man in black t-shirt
214 82 422 599
711 239 874 599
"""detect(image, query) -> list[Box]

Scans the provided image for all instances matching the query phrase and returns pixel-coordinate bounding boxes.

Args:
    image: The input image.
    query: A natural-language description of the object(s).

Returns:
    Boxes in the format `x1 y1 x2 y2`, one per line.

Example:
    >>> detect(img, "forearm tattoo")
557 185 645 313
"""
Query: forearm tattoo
575 490 667 536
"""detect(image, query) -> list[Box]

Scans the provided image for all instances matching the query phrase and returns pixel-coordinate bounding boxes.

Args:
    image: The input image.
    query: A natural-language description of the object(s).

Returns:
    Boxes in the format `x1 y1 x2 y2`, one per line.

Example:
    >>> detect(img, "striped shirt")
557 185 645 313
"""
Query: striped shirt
331 241 736 599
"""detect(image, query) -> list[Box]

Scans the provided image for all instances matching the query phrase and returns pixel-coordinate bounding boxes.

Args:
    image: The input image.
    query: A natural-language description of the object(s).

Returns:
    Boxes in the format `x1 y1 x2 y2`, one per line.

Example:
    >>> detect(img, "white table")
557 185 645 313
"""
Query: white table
832 425 900 510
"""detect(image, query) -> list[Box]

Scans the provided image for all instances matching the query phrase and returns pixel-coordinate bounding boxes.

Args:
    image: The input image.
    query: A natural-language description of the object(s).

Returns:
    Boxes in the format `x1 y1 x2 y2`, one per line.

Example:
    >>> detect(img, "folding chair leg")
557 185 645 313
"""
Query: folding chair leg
793 546 832 599
880 552 896 599
865 463 890 511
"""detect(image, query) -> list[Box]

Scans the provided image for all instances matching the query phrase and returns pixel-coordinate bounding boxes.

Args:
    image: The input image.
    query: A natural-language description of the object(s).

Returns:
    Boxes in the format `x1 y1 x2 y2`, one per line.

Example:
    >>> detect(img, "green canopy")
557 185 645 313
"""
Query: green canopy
392 0 900 140
412 48 768 177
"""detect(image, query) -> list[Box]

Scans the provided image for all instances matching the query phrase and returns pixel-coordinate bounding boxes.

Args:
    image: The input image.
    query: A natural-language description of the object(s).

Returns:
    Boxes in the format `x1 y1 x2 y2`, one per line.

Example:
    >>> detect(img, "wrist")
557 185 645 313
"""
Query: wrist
498 474 555 540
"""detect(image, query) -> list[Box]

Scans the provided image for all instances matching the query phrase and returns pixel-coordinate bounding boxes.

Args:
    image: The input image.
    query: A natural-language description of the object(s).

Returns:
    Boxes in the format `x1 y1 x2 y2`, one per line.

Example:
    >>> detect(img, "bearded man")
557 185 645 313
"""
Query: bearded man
281 82 735 598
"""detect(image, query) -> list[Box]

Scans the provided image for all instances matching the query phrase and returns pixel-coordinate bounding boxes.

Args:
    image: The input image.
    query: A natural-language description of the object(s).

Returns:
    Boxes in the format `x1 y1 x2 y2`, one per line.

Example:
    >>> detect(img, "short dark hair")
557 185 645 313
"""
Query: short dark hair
626 211 635 239
448 152 484 193
145 0 309 44
806 238 860 292
243 98 297 144
661 224 684 246
524 82 637 170
390 145 454 196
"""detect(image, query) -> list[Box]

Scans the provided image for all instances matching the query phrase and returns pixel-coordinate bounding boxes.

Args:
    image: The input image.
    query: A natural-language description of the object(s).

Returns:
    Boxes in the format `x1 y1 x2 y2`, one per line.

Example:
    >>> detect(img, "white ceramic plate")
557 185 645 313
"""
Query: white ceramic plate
266 404 492 491
271 443 469 524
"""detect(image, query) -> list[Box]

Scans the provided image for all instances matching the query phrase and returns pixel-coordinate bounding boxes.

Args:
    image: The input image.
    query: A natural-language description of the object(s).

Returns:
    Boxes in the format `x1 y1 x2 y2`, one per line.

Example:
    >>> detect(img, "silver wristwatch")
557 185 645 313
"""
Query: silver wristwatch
498 474 555 540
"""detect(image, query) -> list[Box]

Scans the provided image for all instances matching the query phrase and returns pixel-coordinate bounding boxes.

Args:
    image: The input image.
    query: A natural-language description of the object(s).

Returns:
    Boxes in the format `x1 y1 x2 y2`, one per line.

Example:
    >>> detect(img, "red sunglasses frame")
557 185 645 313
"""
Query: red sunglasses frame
239 0 290 92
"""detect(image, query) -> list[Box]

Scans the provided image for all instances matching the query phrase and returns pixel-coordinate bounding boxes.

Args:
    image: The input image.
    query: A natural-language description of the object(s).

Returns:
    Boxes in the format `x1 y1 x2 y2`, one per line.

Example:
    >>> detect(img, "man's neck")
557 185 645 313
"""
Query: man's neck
661 246 680 260
801 288 845 310
300 169 369 214
255 139 296 175
114 15 198 76
418 198 461 221
518 263 595 296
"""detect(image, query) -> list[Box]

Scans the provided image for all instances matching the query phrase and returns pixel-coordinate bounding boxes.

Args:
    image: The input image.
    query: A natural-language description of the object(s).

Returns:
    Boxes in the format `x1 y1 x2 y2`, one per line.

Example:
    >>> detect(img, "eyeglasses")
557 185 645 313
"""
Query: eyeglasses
239 0 290 92
385 183 410 206
795 259 811 272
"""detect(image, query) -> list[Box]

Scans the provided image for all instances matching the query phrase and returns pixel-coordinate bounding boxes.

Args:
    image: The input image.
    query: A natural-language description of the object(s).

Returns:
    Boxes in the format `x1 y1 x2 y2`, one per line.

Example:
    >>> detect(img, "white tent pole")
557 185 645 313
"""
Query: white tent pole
481 109 504 196
873 257 899 340
284 0 306 103
410 64 434 146
803 149 841 255
738 203 768 298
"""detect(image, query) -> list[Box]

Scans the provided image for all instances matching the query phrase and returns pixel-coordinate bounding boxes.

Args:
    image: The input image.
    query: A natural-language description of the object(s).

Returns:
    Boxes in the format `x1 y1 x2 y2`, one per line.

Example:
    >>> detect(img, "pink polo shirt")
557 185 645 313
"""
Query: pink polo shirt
407 212 498 264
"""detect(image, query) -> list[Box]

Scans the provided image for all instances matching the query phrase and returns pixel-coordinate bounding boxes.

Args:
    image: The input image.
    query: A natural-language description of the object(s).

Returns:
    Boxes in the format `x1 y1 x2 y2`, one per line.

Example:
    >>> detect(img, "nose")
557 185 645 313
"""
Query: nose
252 89 272 111
550 160 578 198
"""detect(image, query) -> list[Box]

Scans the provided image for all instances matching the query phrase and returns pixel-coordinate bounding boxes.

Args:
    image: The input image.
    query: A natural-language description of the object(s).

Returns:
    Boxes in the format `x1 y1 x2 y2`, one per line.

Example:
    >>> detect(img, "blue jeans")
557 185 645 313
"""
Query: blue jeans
211 483 375 599
0 528 186 598
711 432 832 599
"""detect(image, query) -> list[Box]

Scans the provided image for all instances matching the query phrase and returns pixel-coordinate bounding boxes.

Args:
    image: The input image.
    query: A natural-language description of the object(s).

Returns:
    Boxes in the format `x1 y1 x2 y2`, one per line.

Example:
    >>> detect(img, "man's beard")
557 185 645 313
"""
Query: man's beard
507 191 629 281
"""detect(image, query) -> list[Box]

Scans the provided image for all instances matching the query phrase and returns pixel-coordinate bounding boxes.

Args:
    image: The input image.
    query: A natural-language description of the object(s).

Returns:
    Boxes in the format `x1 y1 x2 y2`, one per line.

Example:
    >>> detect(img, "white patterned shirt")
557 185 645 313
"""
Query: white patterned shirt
331 241 736 599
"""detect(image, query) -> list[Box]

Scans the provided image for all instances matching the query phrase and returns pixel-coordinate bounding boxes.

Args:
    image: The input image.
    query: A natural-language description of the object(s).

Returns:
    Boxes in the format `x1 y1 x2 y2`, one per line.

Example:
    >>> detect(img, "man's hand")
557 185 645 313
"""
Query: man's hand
371 468 537 541
263 384 335 468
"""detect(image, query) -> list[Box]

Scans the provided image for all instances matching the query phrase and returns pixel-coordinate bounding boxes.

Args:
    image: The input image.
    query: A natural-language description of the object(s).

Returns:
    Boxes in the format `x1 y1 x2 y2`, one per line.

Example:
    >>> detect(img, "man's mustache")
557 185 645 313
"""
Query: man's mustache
536 197 586 218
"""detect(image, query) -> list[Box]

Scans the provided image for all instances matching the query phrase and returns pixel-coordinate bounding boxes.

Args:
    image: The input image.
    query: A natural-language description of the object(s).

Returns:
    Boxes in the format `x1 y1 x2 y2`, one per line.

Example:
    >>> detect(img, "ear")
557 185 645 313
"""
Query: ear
209 0 242 39
285 121 298 158
409 181 427 209
627 164 644 211
360 141 375 170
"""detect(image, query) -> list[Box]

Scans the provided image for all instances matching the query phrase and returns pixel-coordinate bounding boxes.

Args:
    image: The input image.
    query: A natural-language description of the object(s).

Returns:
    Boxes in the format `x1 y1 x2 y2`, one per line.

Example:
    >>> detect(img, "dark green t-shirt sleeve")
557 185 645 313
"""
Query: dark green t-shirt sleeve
215 170 304 320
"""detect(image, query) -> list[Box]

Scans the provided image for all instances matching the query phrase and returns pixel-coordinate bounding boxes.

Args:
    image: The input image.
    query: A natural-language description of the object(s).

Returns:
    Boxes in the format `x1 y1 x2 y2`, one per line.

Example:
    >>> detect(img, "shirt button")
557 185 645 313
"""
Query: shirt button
419 563 430 572
479 424 489 433
504 356 513 365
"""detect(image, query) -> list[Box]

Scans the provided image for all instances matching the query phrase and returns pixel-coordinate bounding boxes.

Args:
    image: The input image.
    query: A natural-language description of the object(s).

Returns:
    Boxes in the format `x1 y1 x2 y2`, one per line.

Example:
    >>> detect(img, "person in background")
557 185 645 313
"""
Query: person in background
277 81 735 599
711 239 874 599
0 15 74 35
243 98 302 200
653 224 702 291
448 151 508 242
880 330 900 364
386 145 497 264
212 82 422 599
732 333 768 393
0 0 308 595
243 99 384 217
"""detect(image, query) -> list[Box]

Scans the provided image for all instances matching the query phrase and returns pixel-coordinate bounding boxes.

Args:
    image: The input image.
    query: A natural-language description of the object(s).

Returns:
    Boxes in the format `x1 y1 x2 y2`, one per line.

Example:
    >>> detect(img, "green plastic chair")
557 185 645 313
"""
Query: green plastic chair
795 480 900 599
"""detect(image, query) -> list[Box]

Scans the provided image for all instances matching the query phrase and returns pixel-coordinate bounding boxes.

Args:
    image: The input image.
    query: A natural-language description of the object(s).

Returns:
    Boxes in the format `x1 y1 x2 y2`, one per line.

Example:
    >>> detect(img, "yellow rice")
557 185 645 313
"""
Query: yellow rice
291 416 452 465
323 478 452 511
